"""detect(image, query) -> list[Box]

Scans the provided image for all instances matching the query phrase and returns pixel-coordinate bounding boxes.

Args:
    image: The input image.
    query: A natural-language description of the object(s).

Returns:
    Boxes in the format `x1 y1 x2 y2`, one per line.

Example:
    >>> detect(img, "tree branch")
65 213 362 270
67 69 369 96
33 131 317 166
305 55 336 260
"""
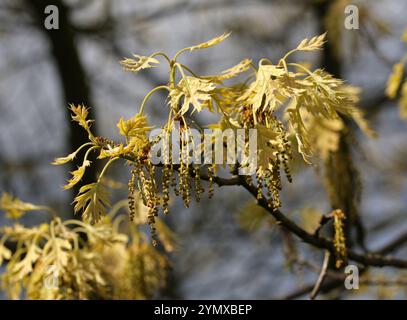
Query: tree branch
151 158 407 269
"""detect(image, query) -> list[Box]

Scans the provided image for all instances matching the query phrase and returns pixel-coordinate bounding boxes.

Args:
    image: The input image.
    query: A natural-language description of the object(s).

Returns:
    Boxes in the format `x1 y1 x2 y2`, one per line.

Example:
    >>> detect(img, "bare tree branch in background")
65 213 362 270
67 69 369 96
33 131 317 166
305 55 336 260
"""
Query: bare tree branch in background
25 0 98 203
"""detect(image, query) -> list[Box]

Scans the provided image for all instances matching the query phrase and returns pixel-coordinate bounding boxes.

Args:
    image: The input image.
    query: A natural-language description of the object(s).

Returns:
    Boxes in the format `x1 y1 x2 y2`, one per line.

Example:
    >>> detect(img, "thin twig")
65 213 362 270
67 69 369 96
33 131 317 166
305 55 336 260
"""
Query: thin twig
310 250 330 300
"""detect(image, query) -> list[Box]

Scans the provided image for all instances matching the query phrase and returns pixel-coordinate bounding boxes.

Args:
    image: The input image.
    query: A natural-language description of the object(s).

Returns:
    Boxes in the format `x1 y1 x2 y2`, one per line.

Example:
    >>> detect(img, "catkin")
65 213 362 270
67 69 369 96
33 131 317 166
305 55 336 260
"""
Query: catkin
208 164 215 199
162 165 171 215
256 172 263 200
128 167 137 221
179 136 190 207
333 209 347 268
194 165 204 202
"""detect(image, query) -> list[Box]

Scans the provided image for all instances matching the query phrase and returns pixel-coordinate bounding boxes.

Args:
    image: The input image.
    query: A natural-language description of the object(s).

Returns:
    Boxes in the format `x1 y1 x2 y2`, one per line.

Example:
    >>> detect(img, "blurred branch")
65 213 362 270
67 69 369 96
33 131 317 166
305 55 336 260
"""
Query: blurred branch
362 75 406 119
377 231 407 255
368 212 407 233
279 229 407 299
72 0 313 36
26 0 99 203
360 24 393 67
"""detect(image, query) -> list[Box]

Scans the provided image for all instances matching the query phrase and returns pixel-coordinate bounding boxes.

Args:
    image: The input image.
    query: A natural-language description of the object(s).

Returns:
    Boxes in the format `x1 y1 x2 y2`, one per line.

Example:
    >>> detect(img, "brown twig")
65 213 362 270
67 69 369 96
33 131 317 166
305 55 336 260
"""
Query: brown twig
310 250 331 299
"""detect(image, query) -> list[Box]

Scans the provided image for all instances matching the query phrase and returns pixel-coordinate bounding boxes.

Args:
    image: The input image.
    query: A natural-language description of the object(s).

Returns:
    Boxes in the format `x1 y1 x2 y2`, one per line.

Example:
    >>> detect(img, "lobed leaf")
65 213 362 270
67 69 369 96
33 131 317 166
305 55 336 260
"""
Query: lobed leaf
117 114 151 138
184 32 231 52
120 55 159 73
169 76 216 114
64 160 91 190
206 58 252 81
0 193 49 219
73 183 110 225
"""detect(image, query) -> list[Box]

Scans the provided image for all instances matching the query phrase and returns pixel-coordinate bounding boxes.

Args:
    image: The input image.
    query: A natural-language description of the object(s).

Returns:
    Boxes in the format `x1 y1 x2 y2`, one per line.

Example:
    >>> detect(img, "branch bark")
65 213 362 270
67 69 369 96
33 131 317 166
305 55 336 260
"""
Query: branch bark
151 160 407 269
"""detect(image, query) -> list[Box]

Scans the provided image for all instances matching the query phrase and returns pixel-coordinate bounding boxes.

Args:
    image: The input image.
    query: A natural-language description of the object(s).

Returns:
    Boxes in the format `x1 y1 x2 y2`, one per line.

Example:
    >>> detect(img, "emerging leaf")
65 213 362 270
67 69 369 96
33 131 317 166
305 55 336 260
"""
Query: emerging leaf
73 183 110 225
70 104 90 128
206 59 252 81
0 193 49 219
120 55 159 73
64 160 91 190
169 76 216 114
239 61 286 114
117 114 151 138
69 104 94 138
98 144 127 159
256 124 285 173
296 33 327 51
184 32 231 52
0 244 11 265
12 244 42 280
52 152 76 165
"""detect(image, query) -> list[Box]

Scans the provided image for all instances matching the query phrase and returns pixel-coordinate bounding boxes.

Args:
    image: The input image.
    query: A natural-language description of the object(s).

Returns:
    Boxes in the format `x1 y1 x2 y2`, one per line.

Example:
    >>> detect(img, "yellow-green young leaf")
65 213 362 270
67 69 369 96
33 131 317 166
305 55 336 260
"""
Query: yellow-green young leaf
206 59 252 81
117 114 151 138
73 183 110 225
87 223 128 245
402 29 407 42
386 62 404 99
184 32 231 52
52 143 92 166
296 33 327 51
0 193 49 219
0 243 11 265
399 80 407 120
13 244 42 280
256 124 282 173
69 104 94 136
1 223 48 240
293 107 344 161
238 61 286 113
285 103 313 163
64 160 91 190
169 77 216 114
52 152 76 165
98 144 127 159
70 103 89 126
120 54 159 73
211 85 248 113
42 237 72 270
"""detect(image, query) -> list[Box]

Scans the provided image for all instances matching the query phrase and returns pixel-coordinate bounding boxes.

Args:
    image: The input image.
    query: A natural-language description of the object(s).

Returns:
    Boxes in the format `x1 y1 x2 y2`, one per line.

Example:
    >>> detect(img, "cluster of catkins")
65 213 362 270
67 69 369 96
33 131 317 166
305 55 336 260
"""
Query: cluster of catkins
127 130 215 246
241 108 293 211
